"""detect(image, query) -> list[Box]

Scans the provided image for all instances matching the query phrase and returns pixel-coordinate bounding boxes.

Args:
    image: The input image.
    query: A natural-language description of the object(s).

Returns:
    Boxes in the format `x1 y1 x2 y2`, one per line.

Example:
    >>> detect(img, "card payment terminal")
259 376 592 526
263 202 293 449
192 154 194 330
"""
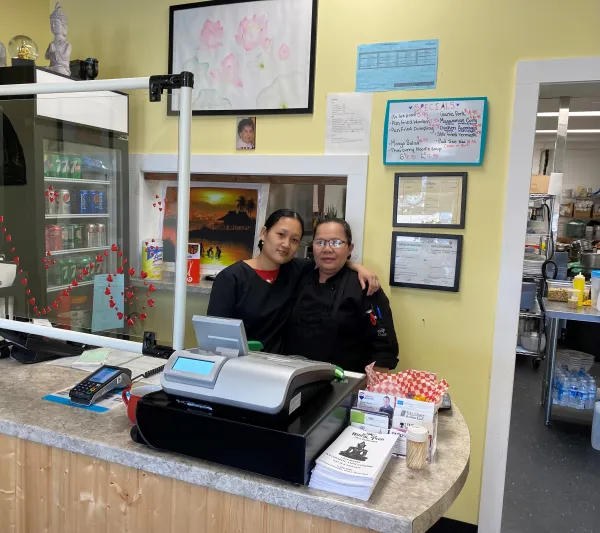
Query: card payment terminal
69 365 132 406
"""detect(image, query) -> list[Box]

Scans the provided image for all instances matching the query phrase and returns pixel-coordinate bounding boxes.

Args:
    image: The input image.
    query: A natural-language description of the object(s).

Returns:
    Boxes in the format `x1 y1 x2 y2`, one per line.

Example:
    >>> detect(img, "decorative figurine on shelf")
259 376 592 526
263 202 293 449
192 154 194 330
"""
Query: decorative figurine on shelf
45 2 71 76
7 35 39 65
0 42 6 67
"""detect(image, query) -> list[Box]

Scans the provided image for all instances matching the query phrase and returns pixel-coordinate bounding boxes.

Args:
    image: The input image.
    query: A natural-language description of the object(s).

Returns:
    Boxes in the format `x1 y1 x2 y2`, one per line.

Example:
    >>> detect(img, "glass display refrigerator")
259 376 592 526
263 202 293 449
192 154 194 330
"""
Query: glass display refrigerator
0 66 130 335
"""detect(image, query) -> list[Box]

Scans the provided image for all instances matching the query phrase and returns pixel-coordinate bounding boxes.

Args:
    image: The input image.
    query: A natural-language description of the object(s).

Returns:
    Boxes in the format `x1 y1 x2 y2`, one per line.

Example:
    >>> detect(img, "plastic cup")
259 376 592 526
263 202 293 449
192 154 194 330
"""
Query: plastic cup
567 288 581 309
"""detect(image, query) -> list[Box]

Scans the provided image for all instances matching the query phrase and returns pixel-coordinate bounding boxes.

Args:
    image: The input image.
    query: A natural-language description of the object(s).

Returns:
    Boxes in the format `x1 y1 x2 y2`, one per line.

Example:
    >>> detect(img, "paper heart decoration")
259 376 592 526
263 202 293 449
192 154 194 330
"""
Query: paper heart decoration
33 306 38 313
123 259 128 265
63 290 69 297
106 274 113 282
0 215 3 223
18 269 22 275
126 292 133 300
127 318 135 327
90 263 95 270
111 244 119 251
77 275 83 281
103 250 109 256
96 255 104 262
148 284 156 292
141 271 148 279
117 266 124 274
26 289 31 295
72 279 78 287
144 281 148 286
5 234 11 242
105 287 111 296
29 298 35 305
109 300 116 308
21 279 27 286
153 203 156 207
156 195 159 199
118 252 123 257
128 268 135 276
10 247 15 253
82 268 89 276
140 313 147 321
147 299 155 307
117 312 124 320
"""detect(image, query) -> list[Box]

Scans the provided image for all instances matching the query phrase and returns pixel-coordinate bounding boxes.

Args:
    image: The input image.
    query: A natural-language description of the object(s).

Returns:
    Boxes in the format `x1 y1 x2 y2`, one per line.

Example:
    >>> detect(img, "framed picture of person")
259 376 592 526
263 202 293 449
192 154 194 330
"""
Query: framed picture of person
393 172 467 229
389 232 463 292
168 0 318 116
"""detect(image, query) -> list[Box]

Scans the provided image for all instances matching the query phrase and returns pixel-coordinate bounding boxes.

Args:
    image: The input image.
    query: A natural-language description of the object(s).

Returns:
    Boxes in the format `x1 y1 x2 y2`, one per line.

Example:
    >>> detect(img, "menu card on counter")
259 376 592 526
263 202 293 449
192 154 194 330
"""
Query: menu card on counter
384 97 487 165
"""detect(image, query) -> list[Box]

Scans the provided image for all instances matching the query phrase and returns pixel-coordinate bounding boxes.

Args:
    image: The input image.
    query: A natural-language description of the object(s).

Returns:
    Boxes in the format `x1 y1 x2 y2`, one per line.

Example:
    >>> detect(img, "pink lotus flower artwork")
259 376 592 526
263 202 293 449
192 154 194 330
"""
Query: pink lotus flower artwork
278 43 290 60
235 14 269 51
212 53 243 88
199 19 224 50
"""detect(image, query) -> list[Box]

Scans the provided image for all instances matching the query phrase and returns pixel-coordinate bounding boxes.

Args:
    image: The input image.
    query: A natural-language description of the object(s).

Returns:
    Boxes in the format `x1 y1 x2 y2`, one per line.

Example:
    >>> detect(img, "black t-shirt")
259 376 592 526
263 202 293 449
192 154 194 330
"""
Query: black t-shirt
207 259 314 353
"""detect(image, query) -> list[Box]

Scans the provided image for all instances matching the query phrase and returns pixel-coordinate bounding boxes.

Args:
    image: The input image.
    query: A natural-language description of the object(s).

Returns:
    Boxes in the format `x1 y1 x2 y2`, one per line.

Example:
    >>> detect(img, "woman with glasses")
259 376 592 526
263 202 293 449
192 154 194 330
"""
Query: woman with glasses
207 209 380 353
282 218 398 372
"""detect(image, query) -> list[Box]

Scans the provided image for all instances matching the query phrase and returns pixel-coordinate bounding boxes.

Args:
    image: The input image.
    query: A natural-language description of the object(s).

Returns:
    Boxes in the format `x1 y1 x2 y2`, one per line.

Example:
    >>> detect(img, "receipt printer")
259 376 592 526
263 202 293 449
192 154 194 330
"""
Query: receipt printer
133 316 366 484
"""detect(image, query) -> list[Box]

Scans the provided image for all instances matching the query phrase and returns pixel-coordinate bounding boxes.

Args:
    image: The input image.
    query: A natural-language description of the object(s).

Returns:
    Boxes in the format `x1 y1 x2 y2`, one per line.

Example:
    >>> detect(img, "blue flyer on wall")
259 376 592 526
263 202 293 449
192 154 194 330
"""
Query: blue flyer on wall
92 274 124 332
356 39 439 93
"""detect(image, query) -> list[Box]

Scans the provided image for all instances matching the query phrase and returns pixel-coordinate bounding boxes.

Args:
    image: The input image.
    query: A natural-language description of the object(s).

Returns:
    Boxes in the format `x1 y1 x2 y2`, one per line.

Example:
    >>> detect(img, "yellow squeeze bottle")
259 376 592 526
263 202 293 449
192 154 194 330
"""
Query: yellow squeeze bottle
573 273 585 307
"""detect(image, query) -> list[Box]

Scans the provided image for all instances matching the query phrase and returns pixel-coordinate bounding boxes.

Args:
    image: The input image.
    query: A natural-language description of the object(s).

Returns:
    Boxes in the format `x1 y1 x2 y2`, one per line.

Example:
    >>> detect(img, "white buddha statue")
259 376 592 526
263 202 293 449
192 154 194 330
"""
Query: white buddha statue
45 2 71 76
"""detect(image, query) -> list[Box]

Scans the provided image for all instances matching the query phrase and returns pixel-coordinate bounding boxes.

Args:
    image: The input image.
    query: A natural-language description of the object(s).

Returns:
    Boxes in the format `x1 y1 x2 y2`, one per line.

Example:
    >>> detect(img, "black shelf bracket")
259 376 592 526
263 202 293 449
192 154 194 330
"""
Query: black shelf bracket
142 331 174 359
148 72 194 103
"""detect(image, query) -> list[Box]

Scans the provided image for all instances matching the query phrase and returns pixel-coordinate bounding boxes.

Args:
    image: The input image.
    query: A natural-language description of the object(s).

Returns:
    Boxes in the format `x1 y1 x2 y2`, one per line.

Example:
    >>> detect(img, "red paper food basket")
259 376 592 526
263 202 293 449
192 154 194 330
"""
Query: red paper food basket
364 363 449 405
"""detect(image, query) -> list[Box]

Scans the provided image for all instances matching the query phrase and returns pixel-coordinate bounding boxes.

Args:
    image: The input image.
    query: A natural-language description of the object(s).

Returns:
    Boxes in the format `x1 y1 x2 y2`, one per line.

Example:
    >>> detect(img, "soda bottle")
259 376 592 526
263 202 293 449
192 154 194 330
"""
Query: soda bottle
59 258 69 286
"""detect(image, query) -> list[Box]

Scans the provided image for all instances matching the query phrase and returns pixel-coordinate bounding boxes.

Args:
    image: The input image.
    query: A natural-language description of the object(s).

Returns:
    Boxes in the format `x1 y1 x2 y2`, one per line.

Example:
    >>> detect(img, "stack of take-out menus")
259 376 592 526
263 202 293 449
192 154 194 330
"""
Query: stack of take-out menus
308 426 398 501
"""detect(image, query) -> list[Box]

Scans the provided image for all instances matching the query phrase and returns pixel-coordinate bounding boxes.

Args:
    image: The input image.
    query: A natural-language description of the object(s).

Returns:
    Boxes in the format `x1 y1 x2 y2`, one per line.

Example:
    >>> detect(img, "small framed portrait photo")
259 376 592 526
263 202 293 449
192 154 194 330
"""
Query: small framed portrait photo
236 116 256 150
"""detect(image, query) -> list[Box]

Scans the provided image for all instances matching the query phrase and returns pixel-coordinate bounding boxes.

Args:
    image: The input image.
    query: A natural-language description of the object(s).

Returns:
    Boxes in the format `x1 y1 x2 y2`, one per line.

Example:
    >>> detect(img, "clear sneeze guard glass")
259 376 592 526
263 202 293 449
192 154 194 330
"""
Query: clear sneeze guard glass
0 86 177 349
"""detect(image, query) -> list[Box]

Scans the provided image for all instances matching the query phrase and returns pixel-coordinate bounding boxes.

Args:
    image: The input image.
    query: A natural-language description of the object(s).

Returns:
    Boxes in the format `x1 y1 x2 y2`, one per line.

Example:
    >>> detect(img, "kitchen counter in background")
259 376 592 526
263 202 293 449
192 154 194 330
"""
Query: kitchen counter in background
0 358 470 533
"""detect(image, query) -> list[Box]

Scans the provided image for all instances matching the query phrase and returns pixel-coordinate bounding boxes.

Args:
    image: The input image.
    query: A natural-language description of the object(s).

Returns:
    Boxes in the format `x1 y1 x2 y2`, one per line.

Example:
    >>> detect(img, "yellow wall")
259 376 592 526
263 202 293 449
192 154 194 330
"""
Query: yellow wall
58 0 600 524
1 2 49 61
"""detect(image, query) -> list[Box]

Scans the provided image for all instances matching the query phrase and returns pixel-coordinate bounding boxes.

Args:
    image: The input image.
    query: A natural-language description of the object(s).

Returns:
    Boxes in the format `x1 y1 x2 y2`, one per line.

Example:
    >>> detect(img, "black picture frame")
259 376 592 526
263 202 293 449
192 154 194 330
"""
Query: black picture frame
168 0 318 116
393 172 468 229
389 231 463 292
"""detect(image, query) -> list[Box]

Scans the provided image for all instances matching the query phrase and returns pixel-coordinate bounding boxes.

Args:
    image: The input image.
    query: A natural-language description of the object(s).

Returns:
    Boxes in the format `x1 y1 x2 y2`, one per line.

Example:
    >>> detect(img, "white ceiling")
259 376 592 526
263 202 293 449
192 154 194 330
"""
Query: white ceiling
535 82 600 145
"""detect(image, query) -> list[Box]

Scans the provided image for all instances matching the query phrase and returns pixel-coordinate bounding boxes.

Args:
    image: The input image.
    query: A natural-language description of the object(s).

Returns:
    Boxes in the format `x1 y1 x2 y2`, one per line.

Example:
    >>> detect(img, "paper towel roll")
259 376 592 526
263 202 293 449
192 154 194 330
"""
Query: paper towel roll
549 172 563 196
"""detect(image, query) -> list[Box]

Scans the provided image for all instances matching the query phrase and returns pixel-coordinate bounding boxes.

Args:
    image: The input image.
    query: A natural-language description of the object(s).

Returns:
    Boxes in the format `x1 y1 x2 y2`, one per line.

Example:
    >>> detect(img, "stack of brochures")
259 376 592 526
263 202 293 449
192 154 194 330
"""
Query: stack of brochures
309 426 398 501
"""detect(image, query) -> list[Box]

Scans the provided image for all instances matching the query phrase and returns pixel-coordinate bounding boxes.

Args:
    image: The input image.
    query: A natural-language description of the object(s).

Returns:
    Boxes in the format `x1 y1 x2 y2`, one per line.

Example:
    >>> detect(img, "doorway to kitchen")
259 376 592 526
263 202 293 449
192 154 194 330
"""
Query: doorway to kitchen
479 57 600 533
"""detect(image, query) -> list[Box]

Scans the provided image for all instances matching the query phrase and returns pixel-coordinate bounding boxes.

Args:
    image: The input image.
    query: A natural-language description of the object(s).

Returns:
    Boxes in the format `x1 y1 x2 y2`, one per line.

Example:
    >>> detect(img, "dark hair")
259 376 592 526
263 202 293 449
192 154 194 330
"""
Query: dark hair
313 217 352 245
258 209 305 251
237 118 255 136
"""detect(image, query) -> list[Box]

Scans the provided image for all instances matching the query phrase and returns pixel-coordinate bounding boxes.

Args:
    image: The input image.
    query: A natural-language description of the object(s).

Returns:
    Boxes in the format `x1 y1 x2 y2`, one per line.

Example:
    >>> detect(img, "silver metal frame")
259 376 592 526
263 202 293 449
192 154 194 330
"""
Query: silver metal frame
0 75 193 353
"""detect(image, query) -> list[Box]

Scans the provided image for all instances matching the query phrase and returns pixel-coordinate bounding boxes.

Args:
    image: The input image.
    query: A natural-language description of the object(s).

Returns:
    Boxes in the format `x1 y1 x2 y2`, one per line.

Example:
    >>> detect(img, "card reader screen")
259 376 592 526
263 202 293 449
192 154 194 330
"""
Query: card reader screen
173 357 215 375
89 368 119 383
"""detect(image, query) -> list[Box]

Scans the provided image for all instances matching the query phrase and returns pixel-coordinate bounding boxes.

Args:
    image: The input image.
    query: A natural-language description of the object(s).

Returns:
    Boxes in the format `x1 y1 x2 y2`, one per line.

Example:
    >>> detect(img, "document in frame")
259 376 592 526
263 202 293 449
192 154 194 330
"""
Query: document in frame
391 233 462 292
356 40 439 93
326 93 373 155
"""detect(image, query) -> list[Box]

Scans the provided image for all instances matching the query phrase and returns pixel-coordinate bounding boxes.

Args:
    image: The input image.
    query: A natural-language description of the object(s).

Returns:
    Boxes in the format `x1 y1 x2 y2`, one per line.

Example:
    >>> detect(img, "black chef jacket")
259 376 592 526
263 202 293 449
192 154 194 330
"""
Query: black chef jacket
207 259 314 353
282 266 399 372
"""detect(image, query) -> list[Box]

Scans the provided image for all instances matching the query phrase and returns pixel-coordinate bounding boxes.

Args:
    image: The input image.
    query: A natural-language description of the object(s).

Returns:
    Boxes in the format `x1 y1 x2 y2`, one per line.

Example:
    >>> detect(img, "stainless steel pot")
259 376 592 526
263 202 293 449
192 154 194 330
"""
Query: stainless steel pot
580 252 600 269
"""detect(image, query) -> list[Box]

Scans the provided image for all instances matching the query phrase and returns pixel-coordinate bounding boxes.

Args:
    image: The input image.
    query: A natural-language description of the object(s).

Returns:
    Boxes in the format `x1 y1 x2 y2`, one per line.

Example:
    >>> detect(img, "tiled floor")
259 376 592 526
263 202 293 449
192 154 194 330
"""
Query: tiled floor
502 355 600 533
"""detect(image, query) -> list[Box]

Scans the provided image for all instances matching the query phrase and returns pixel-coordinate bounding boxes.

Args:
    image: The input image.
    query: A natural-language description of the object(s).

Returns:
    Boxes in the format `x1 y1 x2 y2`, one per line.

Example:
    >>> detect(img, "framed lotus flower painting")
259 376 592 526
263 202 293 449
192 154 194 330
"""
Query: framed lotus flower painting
168 0 318 115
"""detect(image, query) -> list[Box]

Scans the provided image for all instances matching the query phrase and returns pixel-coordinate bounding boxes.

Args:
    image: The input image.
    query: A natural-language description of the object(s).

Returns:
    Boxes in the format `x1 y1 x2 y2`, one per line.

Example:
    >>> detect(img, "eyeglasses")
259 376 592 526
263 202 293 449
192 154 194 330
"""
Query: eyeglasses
313 239 349 248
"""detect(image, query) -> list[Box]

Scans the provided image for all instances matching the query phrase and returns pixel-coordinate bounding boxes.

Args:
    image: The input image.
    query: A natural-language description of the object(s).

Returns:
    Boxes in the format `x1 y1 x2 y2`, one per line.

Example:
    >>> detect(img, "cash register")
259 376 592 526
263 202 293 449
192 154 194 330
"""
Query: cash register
133 316 366 484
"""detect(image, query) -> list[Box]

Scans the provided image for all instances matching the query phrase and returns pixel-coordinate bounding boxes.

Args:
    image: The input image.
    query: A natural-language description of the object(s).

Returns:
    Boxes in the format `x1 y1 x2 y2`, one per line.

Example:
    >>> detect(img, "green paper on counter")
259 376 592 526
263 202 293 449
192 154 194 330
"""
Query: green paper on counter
75 348 110 366
248 340 263 351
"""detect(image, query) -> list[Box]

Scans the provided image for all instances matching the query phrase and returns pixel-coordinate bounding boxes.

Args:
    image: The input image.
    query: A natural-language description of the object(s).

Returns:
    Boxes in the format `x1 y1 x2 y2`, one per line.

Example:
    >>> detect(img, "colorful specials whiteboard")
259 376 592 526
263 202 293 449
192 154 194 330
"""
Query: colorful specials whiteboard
384 97 488 165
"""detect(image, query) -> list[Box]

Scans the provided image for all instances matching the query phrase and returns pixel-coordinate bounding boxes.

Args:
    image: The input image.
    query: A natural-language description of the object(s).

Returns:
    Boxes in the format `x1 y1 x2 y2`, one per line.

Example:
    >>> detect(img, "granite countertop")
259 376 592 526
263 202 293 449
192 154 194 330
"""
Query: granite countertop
130 276 213 294
0 359 469 533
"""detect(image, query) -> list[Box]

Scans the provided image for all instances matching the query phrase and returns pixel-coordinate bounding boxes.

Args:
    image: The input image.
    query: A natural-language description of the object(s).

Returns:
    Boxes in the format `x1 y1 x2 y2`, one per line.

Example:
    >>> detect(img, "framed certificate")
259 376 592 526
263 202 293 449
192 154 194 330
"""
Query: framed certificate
389 232 463 292
393 172 467 229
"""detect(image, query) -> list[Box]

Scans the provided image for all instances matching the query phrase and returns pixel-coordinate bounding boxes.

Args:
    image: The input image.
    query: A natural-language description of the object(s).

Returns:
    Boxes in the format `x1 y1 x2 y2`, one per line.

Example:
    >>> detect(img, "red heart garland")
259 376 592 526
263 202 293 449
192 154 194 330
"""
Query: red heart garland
117 312 124 320
149 284 156 292
26 289 31 295
123 259 128 265
141 271 148 279
128 268 135 276
118 251 123 257
29 298 35 305
140 313 147 321
106 274 113 282
111 244 119 251
72 279 78 287
21 278 27 286
109 300 116 308
63 290 69 297
82 268 89 276
96 255 104 263
147 299 155 307
105 287 111 296
6 234 11 242
103 250 109 256
127 318 135 327
126 292 133 300
117 266 124 274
